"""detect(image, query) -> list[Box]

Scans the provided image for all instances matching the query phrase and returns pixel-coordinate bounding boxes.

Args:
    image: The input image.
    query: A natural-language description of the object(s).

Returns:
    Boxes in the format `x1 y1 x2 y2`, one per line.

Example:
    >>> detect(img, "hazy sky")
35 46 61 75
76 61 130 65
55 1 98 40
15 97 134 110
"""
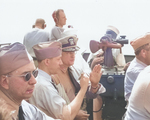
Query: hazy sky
0 0 150 55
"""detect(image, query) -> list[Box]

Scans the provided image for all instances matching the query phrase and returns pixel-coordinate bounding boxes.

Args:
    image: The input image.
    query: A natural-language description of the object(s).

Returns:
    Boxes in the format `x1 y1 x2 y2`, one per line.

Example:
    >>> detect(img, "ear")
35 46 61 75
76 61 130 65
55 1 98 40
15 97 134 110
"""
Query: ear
141 49 147 58
44 59 51 66
0 75 9 89
55 17 59 23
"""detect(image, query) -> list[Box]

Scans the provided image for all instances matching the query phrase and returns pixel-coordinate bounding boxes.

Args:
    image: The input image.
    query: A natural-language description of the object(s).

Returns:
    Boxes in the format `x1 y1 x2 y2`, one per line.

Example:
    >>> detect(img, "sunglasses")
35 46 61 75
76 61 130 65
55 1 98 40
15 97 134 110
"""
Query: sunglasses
6 69 38 81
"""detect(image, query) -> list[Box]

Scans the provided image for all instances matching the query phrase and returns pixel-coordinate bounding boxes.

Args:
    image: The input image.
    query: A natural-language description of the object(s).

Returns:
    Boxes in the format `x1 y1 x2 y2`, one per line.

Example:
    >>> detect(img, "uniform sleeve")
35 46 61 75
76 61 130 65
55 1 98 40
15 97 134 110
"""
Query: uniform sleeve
85 83 106 99
89 83 106 94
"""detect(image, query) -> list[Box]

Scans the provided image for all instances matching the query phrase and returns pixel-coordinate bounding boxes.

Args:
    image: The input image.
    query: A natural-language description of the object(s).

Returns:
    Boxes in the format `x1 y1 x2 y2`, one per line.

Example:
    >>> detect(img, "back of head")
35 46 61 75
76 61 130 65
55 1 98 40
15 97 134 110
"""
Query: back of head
34 18 45 29
0 42 33 75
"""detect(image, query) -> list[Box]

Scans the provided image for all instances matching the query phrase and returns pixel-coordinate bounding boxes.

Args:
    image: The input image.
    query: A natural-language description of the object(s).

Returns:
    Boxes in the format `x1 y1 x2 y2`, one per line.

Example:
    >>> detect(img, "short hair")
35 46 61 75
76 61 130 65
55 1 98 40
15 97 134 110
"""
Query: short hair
135 43 150 55
52 9 64 23
56 9 64 20
35 18 45 25
35 18 45 28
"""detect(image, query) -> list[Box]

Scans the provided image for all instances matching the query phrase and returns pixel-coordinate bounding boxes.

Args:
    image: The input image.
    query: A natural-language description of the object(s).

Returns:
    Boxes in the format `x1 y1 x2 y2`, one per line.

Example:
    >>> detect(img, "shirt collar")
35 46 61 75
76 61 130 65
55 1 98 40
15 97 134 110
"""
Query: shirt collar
38 69 52 82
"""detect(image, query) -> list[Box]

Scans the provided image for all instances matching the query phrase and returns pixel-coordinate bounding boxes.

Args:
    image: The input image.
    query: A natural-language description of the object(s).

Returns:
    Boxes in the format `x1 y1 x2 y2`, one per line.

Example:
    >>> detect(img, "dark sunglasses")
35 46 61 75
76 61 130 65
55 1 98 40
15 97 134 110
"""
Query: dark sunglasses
6 69 38 81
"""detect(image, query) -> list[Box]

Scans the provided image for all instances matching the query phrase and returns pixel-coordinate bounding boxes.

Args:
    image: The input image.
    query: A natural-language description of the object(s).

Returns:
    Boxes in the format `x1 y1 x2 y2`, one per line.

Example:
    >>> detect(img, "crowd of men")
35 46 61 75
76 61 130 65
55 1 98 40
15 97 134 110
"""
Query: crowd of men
1 9 150 120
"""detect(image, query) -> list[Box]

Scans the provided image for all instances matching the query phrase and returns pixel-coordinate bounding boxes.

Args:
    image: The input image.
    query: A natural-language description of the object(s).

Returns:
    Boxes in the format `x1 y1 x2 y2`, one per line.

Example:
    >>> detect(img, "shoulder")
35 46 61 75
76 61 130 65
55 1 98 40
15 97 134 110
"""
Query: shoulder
38 29 49 36
22 100 54 120
127 59 145 73
34 75 57 93
70 66 83 75
21 100 37 115
51 26 59 31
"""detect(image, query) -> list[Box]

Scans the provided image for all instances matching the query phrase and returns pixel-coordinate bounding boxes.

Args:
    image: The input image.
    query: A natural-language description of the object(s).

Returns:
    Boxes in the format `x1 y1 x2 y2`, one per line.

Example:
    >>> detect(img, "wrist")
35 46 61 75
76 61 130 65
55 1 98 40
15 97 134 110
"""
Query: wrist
80 86 88 92
91 84 99 89
91 83 99 87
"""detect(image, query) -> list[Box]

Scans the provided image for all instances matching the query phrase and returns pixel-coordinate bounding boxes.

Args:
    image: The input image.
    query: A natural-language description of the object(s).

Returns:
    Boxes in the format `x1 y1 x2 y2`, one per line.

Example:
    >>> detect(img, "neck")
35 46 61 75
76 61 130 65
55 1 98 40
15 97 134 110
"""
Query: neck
2 90 21 106
136 56 148 65
56 24 63 28
60 64 69 73
35 25 43 29
38 63 52 75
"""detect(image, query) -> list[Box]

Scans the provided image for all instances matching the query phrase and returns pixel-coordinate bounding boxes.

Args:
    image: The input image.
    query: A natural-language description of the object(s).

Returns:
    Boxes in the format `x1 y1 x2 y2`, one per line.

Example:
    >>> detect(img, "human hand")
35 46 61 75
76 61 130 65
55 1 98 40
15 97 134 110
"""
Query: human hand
96 51 104 57
80 73 89 90
91 57 104 70
75 110 90 120
90 64 102 87
123 62 130 72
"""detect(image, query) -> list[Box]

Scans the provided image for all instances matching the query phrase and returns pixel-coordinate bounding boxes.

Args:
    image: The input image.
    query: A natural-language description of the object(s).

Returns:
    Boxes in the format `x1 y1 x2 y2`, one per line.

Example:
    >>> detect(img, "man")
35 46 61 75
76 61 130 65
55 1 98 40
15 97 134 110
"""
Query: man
124 65 150 120
50 10 102 119
51 9 91 72
50 9 67 41
51 35 106 120
88 25 123 69
0 42 55 120
89 26 123 120
124 33 150 101
23 18 49 61
29 41 90 120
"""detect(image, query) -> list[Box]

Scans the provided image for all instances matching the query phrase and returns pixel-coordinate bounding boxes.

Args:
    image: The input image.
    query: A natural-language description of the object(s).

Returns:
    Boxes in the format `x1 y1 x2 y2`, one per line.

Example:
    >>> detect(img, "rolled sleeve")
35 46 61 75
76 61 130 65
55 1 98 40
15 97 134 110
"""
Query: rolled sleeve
86 83 106 99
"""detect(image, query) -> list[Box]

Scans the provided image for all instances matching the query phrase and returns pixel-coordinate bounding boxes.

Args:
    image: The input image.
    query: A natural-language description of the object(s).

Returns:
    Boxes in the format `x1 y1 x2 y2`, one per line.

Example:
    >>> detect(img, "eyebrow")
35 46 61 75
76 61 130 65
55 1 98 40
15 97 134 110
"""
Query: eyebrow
20 69 36 75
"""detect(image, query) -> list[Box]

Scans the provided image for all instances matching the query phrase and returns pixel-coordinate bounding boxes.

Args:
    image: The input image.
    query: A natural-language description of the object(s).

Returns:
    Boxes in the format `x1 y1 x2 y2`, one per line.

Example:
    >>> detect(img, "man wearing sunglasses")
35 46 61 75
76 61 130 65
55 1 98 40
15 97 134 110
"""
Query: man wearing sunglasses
0 42 56 120
29 41 90 120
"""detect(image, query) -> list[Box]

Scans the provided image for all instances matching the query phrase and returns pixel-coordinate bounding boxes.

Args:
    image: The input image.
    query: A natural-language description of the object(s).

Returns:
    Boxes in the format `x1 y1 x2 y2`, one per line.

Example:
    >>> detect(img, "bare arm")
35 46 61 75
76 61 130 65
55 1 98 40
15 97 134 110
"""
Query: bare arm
62 74 89 120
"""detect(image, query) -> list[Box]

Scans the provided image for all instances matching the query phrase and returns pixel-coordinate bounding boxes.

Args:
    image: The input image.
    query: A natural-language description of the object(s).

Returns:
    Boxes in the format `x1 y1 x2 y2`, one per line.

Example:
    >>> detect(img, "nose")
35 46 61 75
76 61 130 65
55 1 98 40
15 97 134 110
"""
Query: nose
71 52 75 58
28 75 37 85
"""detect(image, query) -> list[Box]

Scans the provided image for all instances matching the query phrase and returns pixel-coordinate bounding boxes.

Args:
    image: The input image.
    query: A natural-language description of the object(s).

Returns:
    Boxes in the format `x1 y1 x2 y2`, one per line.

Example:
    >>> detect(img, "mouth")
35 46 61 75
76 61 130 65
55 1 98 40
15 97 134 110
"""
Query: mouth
26 88 34 94
71 59 75 62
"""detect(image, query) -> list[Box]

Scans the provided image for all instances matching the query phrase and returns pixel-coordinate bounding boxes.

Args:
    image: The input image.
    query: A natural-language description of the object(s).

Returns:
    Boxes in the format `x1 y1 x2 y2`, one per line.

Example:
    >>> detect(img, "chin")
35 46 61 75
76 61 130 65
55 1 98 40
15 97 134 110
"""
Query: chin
24 95 32 100
70 63 74 66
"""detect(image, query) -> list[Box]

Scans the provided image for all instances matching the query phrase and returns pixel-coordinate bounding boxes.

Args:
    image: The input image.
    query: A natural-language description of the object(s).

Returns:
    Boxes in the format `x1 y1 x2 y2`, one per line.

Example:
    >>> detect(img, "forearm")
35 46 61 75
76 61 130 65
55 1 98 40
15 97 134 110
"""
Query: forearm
68 88 87 120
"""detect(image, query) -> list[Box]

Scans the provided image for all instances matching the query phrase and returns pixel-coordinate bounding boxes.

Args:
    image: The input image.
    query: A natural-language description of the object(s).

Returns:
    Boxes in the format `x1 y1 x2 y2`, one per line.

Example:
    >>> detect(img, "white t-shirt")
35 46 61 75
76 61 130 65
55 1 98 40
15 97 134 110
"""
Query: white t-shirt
49 26 65 41
23 28 49 57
